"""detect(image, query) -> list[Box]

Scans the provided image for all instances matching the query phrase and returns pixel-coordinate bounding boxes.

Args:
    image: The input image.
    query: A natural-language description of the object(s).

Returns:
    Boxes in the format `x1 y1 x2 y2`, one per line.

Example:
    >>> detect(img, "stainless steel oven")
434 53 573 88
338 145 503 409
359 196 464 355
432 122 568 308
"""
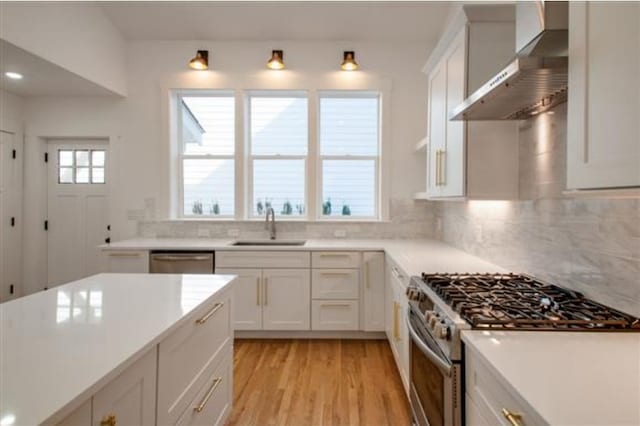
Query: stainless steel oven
407 304 462 426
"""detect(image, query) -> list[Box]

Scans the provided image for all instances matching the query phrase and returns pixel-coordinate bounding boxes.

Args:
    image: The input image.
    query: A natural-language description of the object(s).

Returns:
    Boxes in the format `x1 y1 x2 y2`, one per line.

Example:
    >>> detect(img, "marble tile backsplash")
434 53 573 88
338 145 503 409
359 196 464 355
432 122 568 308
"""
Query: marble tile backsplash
138 198 437 240
435 104 640 317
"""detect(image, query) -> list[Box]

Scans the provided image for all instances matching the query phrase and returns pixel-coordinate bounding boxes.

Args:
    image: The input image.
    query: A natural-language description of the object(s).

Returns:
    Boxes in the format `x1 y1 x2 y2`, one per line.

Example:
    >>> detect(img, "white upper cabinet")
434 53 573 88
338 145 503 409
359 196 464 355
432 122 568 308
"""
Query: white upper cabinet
425 5 519 200
567 2 640 190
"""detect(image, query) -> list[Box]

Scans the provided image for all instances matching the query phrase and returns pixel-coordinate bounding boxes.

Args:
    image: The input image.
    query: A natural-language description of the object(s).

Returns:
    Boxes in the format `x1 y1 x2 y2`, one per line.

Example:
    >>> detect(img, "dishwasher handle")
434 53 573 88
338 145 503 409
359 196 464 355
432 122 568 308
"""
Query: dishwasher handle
151 254 212 262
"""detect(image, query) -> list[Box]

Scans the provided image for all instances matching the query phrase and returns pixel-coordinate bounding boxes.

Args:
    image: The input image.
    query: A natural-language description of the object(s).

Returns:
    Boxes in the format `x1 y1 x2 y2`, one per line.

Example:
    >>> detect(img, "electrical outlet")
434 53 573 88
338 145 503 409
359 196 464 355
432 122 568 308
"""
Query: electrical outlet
227 228 240 237
197 228 210 238
334 229 347 238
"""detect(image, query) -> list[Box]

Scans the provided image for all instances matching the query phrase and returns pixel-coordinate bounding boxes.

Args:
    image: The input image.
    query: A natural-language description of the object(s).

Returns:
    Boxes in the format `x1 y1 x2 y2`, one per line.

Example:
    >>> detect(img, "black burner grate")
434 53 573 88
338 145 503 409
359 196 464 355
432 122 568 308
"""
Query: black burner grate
420 273 640 330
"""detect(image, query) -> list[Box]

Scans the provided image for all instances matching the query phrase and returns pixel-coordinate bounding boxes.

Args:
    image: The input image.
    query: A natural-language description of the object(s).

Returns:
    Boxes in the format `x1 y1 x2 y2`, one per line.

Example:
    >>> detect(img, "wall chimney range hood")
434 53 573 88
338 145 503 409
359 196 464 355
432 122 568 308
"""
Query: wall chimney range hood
451 1 568 121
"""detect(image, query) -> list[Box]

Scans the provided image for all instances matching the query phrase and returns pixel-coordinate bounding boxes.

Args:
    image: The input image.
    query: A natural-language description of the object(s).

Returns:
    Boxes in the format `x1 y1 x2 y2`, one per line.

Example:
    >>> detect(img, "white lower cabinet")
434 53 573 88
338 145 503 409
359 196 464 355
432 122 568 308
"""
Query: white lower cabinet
105 251 149 273
92 348 157 426
385 258 410 394
174 348 233 426
56 285 233 426
311 300 359 330
216 268 262 330
362 252 385 332
465 348 547 426
262 269 311 330
217 263 310 331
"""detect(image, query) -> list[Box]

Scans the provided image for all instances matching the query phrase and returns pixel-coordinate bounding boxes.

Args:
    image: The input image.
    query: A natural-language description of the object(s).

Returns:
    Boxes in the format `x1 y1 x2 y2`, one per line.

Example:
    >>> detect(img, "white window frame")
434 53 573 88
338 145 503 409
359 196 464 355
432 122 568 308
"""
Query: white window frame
245 90 309 220
177 89 236 219
316 91 382 221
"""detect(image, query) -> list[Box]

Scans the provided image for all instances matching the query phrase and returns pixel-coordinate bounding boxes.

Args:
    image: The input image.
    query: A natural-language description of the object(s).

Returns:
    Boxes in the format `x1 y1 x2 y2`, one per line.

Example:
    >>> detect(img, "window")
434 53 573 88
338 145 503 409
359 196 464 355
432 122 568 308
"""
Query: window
319 93 380 218
179 93 235 217
248 92 308 218
58 149 106 184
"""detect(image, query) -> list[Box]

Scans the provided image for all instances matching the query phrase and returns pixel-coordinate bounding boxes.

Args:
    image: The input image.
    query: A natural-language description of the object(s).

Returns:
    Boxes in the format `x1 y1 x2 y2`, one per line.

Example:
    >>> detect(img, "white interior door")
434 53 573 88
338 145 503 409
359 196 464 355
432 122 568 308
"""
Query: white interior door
47 141 110 287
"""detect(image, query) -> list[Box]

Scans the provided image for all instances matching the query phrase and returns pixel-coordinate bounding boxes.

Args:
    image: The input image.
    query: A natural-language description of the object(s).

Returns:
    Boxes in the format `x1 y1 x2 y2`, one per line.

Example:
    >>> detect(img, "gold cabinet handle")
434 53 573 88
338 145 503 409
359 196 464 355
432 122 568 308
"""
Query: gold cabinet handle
256 277 261 306
434 150 440 186
393 302 400 341
319 253 350 258
100 414 116 426
108 252 140 258
365 261 370 289
320 303 351 308
440 149 446 186
502 408 523 426
263 277 268 305
195 302 224 325
194 377 223 413
320 271 352 277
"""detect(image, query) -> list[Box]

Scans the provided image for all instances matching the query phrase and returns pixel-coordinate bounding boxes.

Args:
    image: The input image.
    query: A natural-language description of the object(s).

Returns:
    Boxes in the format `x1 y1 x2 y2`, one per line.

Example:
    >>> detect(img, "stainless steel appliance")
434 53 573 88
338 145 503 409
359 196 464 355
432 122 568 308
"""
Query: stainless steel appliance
149 251 214 274
405 272 640 426
452 1 569 120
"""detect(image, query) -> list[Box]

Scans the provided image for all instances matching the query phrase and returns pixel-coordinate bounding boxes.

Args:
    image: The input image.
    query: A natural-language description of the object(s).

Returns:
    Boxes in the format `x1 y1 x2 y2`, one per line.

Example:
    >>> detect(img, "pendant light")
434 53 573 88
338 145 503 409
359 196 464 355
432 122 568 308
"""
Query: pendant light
341 51 358 71
267 50 285 70
188 50 209 70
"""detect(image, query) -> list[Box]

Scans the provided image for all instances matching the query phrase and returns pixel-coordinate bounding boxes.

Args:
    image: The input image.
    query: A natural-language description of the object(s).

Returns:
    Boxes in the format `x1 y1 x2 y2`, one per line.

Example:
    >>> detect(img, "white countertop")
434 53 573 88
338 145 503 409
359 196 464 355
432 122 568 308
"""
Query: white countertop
0 273 236 426
101 238 506 277
462 330 640 426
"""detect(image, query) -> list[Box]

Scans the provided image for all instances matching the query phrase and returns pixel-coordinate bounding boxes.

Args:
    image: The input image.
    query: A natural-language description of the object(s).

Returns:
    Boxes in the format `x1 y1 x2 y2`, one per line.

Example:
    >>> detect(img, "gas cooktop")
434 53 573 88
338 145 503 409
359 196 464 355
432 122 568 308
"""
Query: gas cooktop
418 272 640 331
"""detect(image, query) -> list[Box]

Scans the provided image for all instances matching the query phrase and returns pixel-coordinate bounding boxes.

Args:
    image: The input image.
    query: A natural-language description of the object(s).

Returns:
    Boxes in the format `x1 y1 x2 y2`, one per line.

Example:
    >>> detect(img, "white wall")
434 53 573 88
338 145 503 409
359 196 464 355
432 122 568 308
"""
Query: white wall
19 40 433 293
0 89 24 298
0 2 127 96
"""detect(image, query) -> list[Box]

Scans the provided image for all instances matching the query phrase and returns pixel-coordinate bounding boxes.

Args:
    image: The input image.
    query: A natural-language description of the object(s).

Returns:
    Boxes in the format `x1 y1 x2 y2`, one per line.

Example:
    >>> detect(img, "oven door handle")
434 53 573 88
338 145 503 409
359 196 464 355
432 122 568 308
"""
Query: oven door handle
406 315 452 377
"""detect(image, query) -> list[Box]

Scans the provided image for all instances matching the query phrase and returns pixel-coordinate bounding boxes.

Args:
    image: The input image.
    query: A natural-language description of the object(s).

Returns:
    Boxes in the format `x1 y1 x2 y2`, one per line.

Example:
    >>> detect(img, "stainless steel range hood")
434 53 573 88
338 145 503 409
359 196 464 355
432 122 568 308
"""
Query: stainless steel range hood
451 1 568 121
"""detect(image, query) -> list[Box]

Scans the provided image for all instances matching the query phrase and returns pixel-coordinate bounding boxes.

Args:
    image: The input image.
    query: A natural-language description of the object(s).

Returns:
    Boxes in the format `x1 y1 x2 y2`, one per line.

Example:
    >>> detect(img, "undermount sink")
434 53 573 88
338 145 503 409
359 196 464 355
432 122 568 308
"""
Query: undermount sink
230 240 307 247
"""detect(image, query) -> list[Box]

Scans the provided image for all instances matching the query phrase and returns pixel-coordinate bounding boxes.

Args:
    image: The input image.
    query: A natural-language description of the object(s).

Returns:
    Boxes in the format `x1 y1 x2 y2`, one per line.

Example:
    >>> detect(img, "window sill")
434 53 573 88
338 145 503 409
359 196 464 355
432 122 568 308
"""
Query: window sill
168 217 391 224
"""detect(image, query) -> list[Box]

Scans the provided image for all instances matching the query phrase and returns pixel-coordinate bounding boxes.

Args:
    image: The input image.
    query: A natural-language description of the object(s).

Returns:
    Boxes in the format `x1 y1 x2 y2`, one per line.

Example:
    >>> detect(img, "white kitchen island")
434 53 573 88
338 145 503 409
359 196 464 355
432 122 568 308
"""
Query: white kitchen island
0 273 236 426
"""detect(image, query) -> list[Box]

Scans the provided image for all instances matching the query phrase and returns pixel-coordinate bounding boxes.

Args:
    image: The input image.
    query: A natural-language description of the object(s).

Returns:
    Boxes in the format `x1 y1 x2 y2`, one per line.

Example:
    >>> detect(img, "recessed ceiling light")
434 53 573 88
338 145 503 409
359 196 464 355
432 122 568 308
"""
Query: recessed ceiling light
5 72 23 80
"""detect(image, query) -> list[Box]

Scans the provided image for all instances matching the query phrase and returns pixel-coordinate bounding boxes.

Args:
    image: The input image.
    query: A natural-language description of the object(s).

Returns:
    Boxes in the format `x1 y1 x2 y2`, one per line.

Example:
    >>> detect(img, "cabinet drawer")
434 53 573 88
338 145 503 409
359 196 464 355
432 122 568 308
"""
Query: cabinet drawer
311 300 359 330
157 290 232 425
175 348 233 426
105 250 149 273
216 251 310 268
312 269 359 299
312 251 361 268
466 348 547 426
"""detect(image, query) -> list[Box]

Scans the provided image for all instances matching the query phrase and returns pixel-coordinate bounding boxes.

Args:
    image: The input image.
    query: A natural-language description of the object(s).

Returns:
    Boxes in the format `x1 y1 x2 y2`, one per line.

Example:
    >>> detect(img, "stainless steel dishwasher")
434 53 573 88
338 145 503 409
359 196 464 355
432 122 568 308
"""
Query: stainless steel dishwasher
149 251 214 274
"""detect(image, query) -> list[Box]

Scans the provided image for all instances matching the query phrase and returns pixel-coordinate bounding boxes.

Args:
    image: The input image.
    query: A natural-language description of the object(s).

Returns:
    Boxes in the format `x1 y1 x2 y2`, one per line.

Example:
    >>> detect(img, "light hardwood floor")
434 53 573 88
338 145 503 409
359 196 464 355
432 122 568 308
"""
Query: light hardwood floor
227 339 412 426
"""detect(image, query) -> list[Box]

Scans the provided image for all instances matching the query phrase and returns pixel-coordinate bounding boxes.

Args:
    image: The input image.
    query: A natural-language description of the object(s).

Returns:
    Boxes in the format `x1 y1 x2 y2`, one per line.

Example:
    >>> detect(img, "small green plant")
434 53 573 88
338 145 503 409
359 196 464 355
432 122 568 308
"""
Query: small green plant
256 199 264 215
281 200 293 215
341 204 351 216
192 200 203 215
322 198 332 216
210 200 220 215
295 204 305 215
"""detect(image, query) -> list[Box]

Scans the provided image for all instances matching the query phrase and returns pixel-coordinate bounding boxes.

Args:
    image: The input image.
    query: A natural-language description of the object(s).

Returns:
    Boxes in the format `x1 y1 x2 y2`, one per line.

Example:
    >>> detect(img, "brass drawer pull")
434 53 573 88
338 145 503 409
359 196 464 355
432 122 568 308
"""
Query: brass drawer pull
194 377 223 413
440 149 446 185
320 272 352 277
256 277 261 306
100 414 116 426
320 303 351 308
502 408 523 426
393 302 400 341
319 253 351 258
365 262 370 288
264 277 268 305
195 302 224 325
108 252 140 258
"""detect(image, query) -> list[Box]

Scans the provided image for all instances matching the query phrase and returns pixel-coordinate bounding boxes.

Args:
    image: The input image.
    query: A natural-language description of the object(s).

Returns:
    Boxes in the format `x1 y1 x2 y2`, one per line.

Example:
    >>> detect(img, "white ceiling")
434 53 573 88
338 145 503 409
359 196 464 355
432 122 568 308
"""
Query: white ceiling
100 1 456 42
0 40 116 97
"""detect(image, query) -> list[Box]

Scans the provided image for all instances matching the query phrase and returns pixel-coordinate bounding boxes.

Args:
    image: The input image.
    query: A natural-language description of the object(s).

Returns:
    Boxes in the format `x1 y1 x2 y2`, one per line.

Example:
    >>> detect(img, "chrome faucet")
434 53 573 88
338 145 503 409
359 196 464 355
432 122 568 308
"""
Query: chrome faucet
265 207 276 240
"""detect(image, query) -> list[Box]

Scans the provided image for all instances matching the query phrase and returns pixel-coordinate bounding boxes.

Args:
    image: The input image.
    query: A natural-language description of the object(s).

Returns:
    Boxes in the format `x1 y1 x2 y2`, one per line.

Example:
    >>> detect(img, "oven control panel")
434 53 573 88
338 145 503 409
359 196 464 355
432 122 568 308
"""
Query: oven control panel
406 284 455 342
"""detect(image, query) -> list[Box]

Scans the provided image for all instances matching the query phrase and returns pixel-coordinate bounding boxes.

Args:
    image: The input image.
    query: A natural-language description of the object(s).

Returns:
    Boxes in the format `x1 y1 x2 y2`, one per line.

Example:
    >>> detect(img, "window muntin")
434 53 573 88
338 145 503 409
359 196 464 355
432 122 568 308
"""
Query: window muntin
319 93 380 219
179 93 235 217
57 149 106 184
248 92 308 217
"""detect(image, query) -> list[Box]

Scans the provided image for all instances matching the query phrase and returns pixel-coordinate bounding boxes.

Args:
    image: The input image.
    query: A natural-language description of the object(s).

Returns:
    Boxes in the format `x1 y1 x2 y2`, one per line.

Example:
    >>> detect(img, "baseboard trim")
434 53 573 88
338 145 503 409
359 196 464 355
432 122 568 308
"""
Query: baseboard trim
234 330 387 340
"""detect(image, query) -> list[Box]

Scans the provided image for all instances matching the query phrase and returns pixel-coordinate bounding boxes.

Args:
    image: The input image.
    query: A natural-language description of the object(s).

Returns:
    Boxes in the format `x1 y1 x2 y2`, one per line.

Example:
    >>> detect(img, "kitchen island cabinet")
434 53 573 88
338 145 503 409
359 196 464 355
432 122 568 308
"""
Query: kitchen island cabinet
0 273 235 426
